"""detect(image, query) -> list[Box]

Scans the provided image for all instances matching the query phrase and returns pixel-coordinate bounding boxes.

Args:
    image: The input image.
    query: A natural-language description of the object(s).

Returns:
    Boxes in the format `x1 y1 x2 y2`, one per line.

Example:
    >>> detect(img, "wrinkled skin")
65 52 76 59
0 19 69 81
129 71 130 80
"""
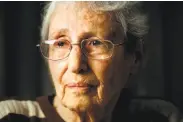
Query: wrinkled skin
48 2 137 122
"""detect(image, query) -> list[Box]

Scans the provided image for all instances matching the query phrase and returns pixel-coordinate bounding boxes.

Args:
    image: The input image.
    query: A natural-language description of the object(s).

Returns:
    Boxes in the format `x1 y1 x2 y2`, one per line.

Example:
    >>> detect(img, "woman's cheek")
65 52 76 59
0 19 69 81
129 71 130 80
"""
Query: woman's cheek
49 62 66 99
89 59 112 83
89 60 114 99
49 61 68 84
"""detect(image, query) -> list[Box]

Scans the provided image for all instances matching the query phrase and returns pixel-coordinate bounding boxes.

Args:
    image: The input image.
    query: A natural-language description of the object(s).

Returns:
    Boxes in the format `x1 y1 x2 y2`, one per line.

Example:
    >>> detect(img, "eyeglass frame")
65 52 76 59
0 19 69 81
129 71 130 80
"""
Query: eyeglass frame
36 37 126 61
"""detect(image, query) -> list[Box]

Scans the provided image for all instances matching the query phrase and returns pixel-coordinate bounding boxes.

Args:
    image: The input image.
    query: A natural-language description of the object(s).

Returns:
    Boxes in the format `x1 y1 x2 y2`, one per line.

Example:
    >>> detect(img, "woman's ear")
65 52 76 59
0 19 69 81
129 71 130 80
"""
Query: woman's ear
130 38 145 75
125 32 145 75
130 51 142 75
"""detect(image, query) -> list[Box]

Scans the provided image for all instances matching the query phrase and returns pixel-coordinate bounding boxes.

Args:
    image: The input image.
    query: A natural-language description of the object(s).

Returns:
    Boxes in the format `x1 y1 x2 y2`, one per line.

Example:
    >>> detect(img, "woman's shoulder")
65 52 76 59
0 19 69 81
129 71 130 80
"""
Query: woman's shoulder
129 97 183 122
0 97 45 122
114 89 183 122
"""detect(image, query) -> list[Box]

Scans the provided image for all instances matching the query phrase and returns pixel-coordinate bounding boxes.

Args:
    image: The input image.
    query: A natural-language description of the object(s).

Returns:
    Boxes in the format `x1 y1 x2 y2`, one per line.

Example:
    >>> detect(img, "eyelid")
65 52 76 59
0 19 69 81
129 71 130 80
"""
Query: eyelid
87 37 102 40
49 34 69 40
57 36 71 42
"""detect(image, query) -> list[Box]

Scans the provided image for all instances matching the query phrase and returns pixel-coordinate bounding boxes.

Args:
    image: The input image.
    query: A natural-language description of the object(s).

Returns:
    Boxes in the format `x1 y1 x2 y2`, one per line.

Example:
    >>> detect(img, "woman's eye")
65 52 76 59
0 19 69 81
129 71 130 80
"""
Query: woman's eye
54 40 69 48
57 41 65 47
89 40 102 46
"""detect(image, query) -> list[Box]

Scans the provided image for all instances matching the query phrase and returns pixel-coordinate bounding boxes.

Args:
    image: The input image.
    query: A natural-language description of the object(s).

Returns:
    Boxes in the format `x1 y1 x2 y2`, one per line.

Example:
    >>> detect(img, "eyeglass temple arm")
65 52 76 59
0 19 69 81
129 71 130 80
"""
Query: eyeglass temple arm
114 42 125 46
36 44 40 47
36 40 56 47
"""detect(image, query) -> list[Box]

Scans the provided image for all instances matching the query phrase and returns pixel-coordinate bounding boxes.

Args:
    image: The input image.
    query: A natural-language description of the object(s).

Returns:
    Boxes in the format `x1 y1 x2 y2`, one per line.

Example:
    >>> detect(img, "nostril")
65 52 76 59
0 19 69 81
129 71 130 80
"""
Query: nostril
79 69 85 73
78 66 90 74
78 63 88 73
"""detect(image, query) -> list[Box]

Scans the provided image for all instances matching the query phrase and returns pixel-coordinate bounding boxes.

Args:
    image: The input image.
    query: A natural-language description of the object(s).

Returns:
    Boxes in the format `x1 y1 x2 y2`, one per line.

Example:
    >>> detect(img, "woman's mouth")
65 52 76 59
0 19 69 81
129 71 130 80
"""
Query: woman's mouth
66 83 97 93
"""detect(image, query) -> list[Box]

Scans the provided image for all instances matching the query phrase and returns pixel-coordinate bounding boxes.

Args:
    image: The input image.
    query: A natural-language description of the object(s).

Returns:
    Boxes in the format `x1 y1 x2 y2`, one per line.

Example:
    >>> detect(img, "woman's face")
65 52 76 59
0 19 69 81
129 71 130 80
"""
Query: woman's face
48 3 136 112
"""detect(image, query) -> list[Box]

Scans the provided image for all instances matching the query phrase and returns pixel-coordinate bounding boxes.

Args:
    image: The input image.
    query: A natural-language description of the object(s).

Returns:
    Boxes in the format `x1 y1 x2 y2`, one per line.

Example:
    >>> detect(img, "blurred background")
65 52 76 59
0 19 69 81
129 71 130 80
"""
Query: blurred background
0 1 183 112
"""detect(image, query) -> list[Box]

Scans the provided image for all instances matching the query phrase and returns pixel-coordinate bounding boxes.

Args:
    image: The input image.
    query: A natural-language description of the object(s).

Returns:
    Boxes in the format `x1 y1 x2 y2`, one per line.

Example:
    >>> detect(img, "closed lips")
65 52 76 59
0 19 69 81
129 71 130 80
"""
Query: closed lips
66 83 96 88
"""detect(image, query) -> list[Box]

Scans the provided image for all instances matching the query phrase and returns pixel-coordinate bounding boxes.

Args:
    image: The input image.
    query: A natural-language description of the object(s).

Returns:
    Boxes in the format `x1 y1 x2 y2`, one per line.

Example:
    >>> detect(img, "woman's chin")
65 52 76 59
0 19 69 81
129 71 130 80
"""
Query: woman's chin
58 86 99 111
62 95 93 112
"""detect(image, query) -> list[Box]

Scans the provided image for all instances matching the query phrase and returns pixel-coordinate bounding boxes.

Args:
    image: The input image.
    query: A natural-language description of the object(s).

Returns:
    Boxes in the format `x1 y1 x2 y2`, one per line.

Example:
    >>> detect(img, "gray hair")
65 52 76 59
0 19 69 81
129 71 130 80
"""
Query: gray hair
41 1 149 41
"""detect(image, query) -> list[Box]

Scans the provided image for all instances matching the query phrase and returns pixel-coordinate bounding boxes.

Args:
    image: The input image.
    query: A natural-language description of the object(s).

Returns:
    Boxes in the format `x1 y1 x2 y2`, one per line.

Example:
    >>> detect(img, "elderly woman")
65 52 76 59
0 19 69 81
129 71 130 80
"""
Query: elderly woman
0 1 182 122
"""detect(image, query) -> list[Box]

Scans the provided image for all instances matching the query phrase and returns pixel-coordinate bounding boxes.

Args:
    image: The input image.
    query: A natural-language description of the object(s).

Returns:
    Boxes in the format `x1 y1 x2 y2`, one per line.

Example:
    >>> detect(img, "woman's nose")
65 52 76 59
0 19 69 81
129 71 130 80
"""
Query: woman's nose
68 46 88 74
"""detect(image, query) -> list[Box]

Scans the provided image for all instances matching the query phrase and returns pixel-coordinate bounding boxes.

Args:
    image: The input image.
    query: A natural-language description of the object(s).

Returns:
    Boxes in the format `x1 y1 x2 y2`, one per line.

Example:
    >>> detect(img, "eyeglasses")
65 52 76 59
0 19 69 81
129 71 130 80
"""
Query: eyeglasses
36 37 125 61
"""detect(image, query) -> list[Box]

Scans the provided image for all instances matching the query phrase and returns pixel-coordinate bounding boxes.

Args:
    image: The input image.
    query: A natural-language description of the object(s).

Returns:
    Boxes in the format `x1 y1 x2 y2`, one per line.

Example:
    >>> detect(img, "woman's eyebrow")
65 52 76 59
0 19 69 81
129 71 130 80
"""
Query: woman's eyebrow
58 29 69 35
49 29 70 38
78 32 95 40
50 29 96 40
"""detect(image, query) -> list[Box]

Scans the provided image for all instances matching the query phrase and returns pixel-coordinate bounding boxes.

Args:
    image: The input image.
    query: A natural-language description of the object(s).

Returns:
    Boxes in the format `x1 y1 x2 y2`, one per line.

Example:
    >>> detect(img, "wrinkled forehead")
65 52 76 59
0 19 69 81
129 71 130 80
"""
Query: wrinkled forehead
49 2 124 39
52 2 114 24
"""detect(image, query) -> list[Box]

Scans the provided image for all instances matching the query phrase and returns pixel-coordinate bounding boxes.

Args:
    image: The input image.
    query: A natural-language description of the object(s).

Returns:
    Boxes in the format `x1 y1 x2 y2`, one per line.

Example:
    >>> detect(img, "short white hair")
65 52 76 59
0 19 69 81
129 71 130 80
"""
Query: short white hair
41 1 149 41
